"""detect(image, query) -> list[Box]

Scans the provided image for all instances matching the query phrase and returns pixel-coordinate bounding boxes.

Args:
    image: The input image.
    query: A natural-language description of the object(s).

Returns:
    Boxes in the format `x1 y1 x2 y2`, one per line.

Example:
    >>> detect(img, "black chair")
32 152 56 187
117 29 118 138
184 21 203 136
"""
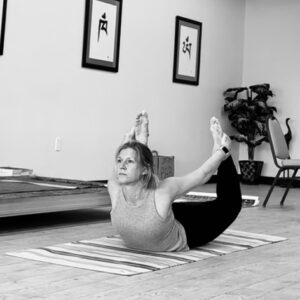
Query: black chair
263 116 300 207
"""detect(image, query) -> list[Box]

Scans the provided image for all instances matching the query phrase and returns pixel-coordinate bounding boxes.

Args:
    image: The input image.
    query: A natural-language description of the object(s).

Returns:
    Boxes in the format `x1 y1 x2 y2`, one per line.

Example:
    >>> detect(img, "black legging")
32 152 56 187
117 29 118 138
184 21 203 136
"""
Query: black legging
172 156 242 248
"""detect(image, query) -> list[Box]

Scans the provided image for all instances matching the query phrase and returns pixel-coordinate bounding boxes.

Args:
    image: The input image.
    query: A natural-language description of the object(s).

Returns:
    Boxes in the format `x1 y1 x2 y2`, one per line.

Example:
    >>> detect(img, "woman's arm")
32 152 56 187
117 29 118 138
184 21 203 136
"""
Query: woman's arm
107 165 120 209
159 148 229 200
159 117 231 201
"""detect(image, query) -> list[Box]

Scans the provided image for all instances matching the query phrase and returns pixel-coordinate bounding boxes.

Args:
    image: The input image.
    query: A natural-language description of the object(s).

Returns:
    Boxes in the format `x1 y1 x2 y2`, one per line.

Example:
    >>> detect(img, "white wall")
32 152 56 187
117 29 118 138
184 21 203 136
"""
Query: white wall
243 0 300 176
0 0 245 180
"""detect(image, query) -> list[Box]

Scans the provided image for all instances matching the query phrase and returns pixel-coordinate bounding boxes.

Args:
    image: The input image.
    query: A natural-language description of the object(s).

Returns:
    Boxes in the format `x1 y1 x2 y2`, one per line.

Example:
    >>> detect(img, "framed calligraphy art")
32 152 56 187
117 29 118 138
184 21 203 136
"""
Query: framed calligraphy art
82 0 123 72
173 16 202 85
0 0 7 55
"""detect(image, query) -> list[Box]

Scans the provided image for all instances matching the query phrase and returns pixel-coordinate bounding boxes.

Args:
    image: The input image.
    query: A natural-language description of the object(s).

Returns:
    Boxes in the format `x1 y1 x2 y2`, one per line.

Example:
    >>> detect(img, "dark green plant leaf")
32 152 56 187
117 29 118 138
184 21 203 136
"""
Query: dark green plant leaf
223 83 277 160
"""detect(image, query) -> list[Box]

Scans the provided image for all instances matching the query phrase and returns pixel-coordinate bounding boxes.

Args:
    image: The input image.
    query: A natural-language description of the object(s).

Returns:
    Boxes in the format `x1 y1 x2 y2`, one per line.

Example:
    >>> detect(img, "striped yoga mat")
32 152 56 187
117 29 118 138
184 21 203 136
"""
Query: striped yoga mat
7 229 286 276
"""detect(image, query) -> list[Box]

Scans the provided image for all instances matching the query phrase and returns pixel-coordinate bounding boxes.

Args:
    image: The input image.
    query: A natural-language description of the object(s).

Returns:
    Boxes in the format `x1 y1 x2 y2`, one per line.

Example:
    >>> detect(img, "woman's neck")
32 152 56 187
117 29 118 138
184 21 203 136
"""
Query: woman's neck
122 183 149 204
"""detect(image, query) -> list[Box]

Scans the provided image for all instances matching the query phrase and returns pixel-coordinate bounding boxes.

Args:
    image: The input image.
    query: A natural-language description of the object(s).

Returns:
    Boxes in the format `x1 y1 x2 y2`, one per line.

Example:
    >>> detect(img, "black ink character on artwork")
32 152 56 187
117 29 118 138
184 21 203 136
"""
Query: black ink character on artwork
182 36 192 59
98 13 108 42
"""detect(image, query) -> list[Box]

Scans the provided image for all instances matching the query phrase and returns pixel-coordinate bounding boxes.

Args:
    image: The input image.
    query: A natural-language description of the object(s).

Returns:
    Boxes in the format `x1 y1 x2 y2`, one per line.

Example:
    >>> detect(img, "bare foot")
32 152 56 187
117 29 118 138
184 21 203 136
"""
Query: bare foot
210 117 231 154
123 126 135 143
135 111 149 145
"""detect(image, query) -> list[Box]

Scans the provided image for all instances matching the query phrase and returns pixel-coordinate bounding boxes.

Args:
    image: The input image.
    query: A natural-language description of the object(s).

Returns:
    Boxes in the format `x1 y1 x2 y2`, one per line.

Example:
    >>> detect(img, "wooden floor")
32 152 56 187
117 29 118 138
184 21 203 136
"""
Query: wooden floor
0 183 300 299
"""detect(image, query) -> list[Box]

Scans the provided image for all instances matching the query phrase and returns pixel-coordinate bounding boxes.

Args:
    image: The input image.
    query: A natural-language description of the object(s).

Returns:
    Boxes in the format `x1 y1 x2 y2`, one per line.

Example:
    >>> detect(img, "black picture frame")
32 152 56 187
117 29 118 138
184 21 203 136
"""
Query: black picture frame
0 0 7 56
82 0 123 72
173 16 202 85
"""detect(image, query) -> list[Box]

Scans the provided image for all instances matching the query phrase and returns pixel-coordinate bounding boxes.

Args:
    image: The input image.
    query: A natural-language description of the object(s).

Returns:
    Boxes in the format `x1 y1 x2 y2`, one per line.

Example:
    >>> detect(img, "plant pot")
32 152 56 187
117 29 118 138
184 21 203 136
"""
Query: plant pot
239 160 264 184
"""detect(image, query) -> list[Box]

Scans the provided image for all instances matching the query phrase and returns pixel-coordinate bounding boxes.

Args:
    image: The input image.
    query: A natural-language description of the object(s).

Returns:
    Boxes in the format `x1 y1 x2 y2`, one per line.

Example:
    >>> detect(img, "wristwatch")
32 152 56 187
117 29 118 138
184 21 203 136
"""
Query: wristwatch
218 146 230 159
219 146 230 156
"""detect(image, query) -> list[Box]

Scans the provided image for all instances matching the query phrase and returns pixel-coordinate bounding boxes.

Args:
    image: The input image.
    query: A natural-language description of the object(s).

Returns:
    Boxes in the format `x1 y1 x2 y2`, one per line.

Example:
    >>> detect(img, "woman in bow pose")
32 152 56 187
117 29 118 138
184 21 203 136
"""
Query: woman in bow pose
108 112 242 251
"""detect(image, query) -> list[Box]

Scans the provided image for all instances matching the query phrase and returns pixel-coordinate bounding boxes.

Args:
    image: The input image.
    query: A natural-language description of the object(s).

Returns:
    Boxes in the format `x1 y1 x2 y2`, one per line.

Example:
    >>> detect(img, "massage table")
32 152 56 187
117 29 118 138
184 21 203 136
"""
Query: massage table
0 177 110 217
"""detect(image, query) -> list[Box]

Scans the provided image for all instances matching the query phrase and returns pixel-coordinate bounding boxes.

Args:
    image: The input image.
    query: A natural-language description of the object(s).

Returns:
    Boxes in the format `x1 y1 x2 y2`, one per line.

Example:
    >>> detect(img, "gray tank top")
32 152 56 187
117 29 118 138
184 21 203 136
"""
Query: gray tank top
110 187 189 252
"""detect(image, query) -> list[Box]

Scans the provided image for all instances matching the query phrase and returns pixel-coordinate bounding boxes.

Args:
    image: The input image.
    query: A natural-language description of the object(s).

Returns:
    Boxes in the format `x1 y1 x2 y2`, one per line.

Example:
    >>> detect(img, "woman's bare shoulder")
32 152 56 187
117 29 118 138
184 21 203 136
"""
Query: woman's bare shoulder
155 178 176 201
156 177 178 194
107 179 121 207
154 182 175 218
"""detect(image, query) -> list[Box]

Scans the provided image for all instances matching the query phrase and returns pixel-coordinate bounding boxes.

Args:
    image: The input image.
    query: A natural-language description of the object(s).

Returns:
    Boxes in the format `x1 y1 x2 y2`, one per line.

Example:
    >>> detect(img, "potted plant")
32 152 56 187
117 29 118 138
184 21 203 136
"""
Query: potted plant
223 83 277 184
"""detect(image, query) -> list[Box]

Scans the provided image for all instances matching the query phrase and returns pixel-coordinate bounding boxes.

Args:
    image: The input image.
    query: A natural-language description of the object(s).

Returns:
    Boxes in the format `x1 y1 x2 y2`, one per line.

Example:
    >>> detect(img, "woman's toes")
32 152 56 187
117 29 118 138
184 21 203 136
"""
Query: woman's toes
135 111 149 144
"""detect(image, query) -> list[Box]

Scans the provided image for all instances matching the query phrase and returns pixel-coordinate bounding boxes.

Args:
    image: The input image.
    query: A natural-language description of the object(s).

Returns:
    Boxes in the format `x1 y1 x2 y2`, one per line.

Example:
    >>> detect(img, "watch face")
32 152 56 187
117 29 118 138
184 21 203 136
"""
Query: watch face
222 146 229 154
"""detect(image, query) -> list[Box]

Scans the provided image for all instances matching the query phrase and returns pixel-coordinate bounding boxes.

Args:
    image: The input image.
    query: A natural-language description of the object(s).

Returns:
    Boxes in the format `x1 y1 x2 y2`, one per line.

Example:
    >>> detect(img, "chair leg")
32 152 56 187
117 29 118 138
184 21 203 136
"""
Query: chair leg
263 169 282 207
280 169 298 205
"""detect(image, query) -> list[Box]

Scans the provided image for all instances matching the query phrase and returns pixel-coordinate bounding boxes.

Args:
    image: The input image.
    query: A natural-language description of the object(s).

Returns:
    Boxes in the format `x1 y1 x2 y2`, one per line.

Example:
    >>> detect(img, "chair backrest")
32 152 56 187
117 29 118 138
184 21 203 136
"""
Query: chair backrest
267 117 290 166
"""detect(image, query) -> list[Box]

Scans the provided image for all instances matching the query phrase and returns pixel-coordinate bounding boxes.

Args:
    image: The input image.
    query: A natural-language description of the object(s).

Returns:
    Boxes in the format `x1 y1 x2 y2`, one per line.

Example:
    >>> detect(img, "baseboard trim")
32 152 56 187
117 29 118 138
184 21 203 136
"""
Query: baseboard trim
208 175 300 187
259 176 300 187
101 176 300 187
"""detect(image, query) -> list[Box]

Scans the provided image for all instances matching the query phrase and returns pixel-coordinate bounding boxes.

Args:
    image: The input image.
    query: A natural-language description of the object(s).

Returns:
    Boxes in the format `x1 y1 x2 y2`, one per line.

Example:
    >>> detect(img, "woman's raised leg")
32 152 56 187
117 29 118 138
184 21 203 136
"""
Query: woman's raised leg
172 118 242 248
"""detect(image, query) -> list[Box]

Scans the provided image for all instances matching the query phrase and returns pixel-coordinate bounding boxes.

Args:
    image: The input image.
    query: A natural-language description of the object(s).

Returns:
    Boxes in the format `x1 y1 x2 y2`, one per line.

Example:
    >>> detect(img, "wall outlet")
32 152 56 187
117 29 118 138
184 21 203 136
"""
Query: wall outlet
55 137 62 152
